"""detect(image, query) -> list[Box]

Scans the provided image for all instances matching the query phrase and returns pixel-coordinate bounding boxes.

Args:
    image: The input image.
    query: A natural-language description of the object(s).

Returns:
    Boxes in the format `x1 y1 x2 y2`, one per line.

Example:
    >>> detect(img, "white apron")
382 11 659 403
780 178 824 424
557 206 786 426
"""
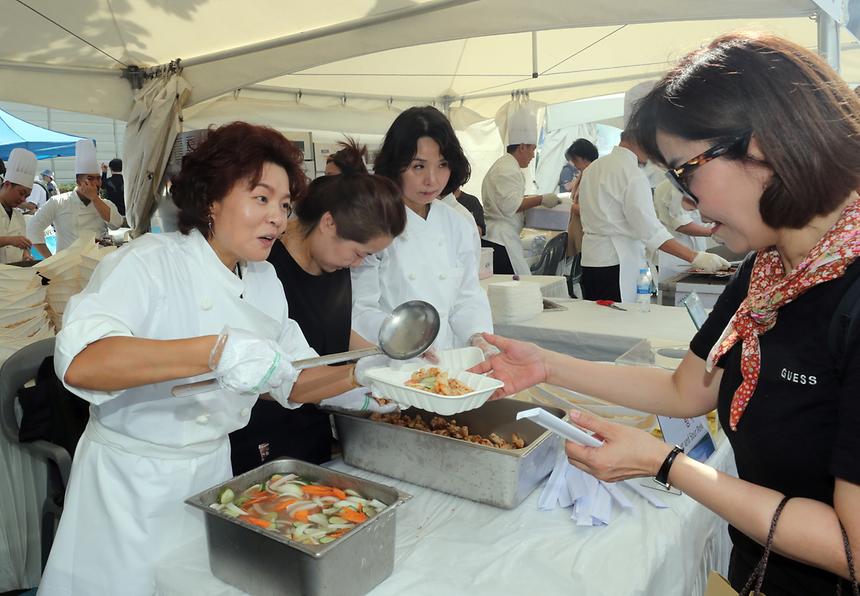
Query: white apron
608 235 647 304
488 219 531 277
39 256 284 596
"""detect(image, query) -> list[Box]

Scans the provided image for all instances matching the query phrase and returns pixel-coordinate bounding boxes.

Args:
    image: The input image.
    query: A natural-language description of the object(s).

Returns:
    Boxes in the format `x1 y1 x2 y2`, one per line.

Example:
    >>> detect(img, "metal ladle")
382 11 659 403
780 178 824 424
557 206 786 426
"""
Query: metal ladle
171 300 440 397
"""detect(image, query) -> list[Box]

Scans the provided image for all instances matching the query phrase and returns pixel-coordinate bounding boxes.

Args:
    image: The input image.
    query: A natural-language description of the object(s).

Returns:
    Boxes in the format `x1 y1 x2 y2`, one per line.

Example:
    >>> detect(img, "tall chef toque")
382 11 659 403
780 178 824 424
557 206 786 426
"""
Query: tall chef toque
75 139 99 175
495 99 542 146
5 148 37 189
507 107 539 145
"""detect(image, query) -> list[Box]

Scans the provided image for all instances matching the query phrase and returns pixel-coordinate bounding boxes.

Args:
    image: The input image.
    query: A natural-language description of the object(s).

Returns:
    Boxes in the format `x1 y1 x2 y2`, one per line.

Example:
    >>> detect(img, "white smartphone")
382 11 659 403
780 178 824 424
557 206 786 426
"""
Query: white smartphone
516 407 604 447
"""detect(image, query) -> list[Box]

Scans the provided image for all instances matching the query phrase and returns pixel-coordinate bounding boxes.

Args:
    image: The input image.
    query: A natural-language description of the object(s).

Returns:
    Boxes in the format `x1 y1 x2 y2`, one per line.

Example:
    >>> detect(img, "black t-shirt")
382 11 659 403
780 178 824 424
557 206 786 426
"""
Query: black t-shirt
229 240 351 474
690 255 860 595
456 191 486 236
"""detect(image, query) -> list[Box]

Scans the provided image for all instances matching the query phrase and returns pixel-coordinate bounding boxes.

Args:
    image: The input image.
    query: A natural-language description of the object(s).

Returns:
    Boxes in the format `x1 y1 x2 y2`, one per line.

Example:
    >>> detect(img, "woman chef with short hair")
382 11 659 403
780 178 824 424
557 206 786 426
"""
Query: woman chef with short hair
38 122 377 595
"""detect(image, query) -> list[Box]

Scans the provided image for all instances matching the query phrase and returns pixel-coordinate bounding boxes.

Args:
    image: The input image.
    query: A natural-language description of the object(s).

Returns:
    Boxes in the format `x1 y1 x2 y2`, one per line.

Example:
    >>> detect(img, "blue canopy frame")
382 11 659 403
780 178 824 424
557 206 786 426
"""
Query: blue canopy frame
0 108 86 160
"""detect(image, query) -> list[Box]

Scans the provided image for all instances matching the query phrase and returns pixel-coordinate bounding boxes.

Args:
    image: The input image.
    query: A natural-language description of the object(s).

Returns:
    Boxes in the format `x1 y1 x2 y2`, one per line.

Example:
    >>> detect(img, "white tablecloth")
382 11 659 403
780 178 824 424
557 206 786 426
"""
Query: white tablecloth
493 298 697 363
155 440 735 596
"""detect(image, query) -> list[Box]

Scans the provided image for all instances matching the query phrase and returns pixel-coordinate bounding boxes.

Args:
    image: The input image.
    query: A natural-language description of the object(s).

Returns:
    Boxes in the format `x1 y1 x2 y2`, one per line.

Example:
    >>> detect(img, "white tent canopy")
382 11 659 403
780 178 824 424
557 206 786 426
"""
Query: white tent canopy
3 1 859 227
3 0 857 128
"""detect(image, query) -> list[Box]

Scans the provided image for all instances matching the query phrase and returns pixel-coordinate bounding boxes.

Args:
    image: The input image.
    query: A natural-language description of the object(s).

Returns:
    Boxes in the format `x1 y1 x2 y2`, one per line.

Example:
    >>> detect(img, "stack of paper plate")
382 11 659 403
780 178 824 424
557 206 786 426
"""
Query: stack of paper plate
35 235 117 329
487 280 543 324
0 265 54 367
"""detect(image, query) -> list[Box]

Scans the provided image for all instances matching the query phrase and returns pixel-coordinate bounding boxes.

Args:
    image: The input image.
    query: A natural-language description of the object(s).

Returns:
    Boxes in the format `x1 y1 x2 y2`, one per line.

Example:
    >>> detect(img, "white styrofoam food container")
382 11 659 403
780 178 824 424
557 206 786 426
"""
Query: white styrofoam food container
365 347 504 415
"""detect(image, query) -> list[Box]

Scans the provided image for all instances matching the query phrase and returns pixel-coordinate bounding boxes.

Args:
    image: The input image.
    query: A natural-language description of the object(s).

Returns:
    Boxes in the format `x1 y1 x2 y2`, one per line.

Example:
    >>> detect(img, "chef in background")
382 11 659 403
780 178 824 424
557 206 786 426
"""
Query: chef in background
352 106 494 356
0 148 36 263
578 128 730 303
28 139 123 257
482 102 560 276
653 179 714 282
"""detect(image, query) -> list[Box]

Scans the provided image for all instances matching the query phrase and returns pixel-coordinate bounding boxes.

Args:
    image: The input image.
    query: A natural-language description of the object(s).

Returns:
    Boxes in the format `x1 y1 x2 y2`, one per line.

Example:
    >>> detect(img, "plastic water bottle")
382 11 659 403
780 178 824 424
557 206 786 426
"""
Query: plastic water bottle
636 267 651 313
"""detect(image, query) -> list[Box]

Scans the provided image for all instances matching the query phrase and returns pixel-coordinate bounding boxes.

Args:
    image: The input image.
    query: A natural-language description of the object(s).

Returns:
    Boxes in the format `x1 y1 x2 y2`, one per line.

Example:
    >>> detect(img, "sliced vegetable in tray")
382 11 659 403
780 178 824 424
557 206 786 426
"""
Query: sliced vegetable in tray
209 474 387 545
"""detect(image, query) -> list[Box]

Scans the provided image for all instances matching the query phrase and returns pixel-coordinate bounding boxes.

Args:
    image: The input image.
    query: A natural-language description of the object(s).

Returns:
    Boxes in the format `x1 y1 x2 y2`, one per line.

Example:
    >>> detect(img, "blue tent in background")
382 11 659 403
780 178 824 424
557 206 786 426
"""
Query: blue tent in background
0 108 85 160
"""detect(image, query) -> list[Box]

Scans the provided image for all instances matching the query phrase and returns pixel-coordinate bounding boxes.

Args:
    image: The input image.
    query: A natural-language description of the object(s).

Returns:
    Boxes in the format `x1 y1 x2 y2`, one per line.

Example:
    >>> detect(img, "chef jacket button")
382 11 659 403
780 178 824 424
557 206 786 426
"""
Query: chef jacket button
200 298 213 311
195 413 209 425
408 273 417 280
439 273 447 280
240 407 250 417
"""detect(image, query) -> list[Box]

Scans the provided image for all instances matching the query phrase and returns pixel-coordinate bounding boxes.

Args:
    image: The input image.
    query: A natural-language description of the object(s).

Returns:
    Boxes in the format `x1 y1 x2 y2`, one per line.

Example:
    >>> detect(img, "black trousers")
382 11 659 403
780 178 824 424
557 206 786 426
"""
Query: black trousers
581 265 621 302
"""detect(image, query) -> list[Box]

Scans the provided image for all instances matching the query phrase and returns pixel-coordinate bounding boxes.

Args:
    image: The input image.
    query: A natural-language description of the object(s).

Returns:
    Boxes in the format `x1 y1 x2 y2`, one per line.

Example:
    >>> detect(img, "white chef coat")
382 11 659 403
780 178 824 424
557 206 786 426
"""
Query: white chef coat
0 207 28 263
39 229 316 596
25 182 48 210
26 189 123 252
351 200 493 352
653 180 707 282
482 153 532 276
579 146 673 302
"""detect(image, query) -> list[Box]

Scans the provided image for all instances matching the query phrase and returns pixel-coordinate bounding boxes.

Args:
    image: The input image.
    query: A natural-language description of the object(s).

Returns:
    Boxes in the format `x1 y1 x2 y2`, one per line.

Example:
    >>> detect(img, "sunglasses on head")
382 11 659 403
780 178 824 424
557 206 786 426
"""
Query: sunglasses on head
665 130 752 206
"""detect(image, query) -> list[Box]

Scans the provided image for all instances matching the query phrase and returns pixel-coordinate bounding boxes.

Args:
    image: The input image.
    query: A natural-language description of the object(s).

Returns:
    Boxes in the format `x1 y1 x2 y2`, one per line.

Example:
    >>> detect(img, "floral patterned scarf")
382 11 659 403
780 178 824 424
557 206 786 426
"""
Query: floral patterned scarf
706 197 860 430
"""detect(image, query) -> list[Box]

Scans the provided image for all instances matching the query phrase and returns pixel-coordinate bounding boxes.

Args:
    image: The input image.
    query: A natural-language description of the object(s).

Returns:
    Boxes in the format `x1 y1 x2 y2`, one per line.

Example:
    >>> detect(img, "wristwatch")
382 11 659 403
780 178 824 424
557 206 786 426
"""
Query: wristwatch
654 445 684 489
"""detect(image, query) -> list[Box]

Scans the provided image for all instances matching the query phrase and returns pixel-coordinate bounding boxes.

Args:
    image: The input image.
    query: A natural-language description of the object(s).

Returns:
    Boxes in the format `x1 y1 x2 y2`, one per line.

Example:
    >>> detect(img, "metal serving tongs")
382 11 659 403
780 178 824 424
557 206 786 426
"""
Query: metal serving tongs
171 300 441 398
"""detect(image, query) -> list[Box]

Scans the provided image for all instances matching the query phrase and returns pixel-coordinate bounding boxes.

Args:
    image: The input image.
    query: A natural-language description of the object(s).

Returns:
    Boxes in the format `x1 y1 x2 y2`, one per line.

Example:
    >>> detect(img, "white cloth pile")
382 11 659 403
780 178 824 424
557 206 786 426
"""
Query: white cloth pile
486 280 543 324
0 265 54 367
539 446 667 526
35 235 117 330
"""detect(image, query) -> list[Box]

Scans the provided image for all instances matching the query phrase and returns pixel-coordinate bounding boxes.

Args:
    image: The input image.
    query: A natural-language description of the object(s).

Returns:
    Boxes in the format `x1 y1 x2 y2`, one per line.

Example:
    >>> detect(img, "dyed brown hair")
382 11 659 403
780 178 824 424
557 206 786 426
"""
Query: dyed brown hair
171 122 307 237
326 137 369 175
631 32 860 229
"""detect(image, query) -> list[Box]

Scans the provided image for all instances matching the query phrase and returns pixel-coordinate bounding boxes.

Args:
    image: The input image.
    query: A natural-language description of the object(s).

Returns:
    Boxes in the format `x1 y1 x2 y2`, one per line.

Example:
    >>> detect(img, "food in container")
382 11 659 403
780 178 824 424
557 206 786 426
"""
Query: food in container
370 411 526 449
209 474 389 546
186 459 409 596
404 367 473 395
365 346 503 415
333 399 564 508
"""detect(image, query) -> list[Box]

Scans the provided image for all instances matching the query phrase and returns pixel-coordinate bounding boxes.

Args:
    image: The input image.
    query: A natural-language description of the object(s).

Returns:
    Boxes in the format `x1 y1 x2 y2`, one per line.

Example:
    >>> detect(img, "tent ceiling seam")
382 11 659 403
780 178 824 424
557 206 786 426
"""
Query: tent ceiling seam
539 24 627 76
13 0 128 68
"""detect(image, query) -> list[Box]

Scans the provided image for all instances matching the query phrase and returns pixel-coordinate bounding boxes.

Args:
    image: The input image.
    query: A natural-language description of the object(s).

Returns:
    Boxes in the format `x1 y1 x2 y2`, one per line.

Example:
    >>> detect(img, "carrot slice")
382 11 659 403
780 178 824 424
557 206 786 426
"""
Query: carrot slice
272 498 297 512
331 488 347 500
302 485 336 496
340 508 368 524
293 509 312 522
241 516 271 528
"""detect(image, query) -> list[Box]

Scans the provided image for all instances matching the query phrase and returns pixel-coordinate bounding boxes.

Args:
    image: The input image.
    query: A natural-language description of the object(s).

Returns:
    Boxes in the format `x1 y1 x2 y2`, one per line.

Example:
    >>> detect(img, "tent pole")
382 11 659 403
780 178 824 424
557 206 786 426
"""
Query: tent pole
817 9 841 73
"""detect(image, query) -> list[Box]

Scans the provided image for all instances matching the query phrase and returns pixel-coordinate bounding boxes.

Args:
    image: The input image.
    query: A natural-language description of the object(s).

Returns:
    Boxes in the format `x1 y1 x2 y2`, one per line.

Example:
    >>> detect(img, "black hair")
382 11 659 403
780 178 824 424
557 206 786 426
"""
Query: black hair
374 106 470 196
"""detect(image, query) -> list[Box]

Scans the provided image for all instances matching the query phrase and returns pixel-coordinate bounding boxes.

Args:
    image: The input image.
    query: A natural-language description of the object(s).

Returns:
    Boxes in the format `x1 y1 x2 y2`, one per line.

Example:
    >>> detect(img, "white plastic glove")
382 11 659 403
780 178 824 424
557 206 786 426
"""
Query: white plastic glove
319 389 400 413
691 251 731 273
541 193 561 208
210 326 297 395
469 332 501 359
352 354 391 387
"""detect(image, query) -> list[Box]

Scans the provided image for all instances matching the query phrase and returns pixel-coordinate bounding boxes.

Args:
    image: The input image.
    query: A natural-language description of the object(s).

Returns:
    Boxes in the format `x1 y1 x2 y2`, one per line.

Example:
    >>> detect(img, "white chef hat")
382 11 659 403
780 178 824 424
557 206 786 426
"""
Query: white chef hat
4 148 37 189
75 139 99 175
495 99 543 146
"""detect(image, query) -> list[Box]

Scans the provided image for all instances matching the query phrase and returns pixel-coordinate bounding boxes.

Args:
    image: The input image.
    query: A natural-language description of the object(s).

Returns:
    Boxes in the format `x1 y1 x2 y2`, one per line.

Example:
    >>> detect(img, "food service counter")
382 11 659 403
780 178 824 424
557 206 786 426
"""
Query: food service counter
155 438 735 596
493 298 697 363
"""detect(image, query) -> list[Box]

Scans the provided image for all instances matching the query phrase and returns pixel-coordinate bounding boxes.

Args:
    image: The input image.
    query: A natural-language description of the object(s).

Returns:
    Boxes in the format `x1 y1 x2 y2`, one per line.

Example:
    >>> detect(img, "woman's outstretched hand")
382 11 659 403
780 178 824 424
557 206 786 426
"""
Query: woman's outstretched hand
468 333 549 399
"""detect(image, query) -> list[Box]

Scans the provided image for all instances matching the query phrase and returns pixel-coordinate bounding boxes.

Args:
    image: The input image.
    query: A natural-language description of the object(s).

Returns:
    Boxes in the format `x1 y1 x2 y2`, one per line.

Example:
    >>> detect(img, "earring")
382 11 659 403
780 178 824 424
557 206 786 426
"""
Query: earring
208 214 214 237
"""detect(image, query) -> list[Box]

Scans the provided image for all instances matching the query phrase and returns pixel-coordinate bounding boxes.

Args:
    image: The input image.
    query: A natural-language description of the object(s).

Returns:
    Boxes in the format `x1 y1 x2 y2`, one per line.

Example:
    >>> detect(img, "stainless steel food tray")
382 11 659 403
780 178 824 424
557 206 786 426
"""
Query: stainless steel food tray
333 398 563 509
185 458 409 596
